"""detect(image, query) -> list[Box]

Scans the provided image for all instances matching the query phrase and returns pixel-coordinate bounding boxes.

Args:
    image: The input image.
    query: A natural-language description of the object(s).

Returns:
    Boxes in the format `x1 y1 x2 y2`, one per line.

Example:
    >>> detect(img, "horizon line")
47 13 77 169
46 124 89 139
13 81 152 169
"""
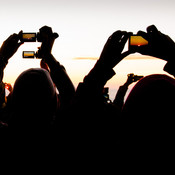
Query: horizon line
73 55 158 61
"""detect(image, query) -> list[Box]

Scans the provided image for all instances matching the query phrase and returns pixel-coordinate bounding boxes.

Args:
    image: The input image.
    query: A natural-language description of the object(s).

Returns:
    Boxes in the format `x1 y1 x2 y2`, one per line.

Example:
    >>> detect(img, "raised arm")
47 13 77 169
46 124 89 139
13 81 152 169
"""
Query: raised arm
0 32 23 111
0 31 23 81
74 30 132 112
113 74 143 109
82 31 132 91
38 26 75 108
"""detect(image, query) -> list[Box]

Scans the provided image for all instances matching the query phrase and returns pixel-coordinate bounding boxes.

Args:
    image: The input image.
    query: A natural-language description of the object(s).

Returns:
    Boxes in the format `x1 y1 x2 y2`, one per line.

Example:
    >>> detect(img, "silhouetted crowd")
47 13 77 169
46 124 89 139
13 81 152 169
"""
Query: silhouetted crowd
0 25 175 168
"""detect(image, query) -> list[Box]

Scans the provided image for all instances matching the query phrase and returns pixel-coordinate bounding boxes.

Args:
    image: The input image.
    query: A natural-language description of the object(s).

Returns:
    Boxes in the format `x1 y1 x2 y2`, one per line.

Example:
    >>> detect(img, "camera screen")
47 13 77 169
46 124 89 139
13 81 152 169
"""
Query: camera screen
129 36 148 46
23 51 35 58
22 33 36 42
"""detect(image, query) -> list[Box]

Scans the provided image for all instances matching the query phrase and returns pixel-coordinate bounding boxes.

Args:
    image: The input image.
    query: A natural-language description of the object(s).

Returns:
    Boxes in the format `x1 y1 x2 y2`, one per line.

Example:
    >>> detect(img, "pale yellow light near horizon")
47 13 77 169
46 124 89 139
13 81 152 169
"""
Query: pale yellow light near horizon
1 42 172 101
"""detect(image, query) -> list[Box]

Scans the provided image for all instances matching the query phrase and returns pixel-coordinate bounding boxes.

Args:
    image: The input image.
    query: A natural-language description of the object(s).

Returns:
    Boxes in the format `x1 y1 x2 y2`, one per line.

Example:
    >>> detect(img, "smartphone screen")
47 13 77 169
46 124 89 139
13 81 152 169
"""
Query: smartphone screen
21 33 36 42
129 35 148 49
23 51 35 58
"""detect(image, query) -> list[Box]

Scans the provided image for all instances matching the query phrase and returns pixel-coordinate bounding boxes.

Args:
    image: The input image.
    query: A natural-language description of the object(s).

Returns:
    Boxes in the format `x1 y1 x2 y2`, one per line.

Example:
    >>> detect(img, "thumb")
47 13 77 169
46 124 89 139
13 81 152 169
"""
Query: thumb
17 30 24 48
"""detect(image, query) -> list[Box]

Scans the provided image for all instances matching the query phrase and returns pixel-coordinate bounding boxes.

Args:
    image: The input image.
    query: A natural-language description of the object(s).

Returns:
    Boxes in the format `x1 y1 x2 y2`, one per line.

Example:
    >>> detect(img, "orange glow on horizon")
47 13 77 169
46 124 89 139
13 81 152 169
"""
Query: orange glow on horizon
2 55 170 100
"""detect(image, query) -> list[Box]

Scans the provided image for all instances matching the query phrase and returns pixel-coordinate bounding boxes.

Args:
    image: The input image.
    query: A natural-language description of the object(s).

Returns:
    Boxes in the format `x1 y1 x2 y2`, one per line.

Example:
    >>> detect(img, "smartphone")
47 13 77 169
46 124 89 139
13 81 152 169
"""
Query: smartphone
129 35 148 50
21 33 37 42
23 51 35 58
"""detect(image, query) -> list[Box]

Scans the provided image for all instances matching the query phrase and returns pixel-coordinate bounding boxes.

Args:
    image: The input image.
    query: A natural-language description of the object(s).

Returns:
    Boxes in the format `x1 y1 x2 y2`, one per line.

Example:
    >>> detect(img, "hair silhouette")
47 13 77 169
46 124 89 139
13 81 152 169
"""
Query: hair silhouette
120 74 175 155
8 68 58 130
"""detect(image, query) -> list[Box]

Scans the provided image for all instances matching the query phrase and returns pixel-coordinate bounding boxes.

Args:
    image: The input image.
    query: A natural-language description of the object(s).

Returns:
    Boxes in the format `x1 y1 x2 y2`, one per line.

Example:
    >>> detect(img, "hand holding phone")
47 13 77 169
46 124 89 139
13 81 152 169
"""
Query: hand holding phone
99 30 131 69
136 25 175 62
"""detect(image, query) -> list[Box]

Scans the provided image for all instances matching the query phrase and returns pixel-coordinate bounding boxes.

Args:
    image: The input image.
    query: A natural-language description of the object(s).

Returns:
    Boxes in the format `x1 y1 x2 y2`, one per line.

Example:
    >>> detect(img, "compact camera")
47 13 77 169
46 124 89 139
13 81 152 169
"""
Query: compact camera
20 32 58 43
128 73 144 82
22 51 40 59
20 27 58 59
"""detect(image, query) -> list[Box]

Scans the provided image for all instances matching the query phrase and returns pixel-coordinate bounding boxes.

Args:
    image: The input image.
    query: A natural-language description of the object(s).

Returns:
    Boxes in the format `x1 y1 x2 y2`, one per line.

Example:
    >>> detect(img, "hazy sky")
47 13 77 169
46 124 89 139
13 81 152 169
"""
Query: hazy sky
0 0 174 99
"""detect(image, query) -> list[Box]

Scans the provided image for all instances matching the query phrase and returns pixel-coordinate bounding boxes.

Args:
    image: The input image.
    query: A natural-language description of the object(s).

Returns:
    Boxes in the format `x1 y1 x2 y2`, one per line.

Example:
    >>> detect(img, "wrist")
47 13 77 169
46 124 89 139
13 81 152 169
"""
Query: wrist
43 53 56 64
124 82 130 87
0 54 8 68
43 54 61 69
164 61 175 77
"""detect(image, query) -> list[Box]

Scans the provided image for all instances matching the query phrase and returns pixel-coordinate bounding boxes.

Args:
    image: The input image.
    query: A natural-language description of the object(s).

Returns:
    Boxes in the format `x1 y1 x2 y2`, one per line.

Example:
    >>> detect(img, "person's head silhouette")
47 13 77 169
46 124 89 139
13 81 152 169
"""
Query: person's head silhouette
9 68 58 130
121 74 175 149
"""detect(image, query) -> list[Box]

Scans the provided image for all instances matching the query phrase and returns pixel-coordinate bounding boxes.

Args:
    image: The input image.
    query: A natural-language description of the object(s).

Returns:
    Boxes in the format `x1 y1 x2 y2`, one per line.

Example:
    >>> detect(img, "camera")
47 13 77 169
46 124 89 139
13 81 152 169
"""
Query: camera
20 27 59 59
128 73 144 82
20 32 58 43
22 51 41 59
129 35 148 50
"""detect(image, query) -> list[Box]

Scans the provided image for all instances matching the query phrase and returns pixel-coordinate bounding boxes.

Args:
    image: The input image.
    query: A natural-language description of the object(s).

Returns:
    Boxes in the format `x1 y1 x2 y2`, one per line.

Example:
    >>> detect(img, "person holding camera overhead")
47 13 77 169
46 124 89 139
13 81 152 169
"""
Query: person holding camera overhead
113 73 143 110
119 25 175 163
0 26 75 136
71 25 175 165
70 30 132 162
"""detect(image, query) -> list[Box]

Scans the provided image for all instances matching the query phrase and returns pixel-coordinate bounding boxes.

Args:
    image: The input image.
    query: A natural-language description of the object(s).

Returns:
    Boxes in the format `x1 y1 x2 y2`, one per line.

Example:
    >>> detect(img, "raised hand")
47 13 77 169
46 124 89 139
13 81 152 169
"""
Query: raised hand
136 25 175 61
38 26 58 57
0 31 23 61
98 30 132 69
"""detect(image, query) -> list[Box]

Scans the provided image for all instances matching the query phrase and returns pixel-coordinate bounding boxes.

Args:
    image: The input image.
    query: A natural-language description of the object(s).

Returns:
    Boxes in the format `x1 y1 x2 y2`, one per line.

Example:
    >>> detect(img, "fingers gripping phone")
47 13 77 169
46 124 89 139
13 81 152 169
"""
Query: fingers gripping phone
129 35 148 50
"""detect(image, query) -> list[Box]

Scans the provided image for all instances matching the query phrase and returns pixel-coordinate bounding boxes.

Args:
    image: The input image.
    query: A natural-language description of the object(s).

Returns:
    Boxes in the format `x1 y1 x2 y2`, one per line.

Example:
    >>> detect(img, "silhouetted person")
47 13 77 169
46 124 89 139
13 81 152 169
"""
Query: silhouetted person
120 74 175 157
71 30 133 165
0 26 75 134
120 25 175 163
113 73 143 110
0 31 23 128
8 68 58 130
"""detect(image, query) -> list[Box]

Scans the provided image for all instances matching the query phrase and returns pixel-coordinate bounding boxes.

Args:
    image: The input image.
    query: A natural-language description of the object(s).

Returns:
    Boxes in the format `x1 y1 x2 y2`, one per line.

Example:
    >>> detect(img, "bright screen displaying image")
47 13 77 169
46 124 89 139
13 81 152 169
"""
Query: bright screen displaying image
130 36 148 46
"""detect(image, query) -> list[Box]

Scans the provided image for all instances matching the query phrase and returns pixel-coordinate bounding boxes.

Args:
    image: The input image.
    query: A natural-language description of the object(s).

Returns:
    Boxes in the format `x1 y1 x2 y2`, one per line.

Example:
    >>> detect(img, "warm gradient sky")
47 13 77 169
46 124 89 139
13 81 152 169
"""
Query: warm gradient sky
0 0 175 100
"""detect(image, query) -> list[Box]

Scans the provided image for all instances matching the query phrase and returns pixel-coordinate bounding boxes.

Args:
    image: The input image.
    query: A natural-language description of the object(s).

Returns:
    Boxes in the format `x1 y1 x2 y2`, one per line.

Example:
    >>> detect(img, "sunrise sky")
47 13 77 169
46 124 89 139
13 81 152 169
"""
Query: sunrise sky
0 0 175 100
